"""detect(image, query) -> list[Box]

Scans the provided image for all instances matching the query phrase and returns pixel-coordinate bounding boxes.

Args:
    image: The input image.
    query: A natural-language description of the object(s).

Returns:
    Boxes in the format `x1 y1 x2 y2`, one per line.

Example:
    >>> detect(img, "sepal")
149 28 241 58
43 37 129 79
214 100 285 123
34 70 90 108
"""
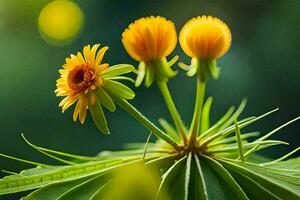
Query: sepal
135 56 179 87
179 58 220 80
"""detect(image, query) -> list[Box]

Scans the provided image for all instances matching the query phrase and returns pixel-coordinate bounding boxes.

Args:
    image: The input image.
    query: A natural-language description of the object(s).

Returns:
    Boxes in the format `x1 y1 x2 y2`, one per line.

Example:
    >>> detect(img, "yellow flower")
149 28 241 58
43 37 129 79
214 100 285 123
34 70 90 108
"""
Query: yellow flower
122 16 177 62
122 16 178 87
56 44 135 134
55 44 109 124
179 16 232 60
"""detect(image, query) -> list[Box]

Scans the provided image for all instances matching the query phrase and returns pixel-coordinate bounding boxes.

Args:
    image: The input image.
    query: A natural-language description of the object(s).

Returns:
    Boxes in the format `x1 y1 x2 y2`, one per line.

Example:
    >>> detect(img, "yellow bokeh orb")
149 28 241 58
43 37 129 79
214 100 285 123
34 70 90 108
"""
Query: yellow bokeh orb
38 0 84 45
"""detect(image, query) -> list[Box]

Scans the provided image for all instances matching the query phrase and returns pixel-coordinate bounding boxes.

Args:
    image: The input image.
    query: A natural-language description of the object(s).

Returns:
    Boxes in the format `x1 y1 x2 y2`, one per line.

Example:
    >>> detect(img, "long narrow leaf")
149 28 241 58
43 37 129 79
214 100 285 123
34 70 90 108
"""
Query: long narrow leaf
203 155 249 199
100 64 135 78
89 102 109 134
207 140 287 154
104 80 135 100
184 153 192 200
219 99 247 130
201 108 279 146
156 156 187 200
200 97 213 133
219 159 300 199
95 87 116 112
194 155 208 199
244 117 300 158
158 118 180 142
209 132 260 147
198 106 235 140
21 134 75 165
234 121 245 161
0 159 139 195
261 147 300 166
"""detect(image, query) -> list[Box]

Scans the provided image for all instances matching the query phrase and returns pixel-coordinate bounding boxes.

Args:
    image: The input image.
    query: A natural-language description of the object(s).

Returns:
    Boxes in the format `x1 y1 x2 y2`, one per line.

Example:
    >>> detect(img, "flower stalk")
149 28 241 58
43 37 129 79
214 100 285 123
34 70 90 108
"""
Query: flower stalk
112 97 181 150
156 80 188 144
188 59 207 147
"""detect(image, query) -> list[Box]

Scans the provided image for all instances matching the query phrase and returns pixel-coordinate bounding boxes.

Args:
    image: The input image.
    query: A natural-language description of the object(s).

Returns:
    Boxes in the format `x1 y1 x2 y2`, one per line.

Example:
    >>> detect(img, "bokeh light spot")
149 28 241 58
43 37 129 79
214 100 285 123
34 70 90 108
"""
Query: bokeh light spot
38 0 84 46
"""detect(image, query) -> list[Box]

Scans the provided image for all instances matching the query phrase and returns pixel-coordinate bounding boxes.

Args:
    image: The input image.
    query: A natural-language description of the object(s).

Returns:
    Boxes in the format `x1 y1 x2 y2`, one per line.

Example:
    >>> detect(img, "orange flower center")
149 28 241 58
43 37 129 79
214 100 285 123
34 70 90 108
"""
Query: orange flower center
67 64 94 93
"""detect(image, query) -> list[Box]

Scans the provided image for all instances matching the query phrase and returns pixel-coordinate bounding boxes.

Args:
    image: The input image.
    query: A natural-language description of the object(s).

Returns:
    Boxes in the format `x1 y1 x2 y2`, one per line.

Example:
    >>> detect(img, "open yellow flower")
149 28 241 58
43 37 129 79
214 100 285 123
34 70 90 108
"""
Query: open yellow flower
179 16 232 60
122 16 177 62
55 44 135 133
56 44 108 124
122 16 178 87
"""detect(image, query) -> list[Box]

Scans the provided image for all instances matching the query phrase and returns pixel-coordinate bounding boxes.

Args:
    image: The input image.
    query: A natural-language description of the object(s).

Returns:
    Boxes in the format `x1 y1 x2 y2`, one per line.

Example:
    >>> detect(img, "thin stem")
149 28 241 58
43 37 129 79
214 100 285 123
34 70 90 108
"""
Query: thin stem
156 80 188 144
189 68 206 147
234 120 244 162
143 132 152 160
113 97 181 150
260 146 300 166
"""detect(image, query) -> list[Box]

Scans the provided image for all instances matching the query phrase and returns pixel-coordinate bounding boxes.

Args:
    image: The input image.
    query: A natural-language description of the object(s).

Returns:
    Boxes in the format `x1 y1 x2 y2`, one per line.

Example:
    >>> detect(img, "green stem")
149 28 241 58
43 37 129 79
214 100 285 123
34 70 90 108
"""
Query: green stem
156 80 188 144
113 97 181 150
188 70 206 147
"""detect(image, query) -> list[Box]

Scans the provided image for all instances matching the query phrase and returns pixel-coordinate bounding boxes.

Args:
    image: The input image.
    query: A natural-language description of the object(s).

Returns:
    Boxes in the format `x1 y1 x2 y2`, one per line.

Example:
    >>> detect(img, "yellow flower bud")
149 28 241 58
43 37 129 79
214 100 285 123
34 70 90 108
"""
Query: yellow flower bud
179 16 232 60
122 16 177 62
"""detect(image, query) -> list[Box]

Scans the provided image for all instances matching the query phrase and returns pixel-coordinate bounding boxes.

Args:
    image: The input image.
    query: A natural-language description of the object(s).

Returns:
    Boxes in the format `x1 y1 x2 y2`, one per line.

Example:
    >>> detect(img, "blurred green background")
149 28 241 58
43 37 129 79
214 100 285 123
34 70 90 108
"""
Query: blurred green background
0 0 299 195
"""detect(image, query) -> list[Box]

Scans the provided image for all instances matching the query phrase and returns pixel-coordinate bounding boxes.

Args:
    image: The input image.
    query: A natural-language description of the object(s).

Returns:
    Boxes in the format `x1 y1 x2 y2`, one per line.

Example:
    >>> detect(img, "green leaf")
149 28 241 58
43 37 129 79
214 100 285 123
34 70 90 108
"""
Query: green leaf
200 97 213 133
198 105 235 140
219 158 300 200
191 155 207 200
199 156 241 200
22 176 91 200
184 153 192 200
156 156 187 200
260 147 300 166
97 148 166 159
100 64 135 78
229 170 279 200
123 142 172 151
201 108 279 146
207 140 288 154
89 102 109 134
104 79 135 100
209 132 260 147
95 87 116 112
87 181 112 200
244 117 300 158
158 118 180 143
20 167 63 176
234 120 245 161
146 155 178 175
55 173 111 200
219 98 247 130
19 136 100 162
0 153 49 168
0 158 136 195
229 160 300 182
203 156 249 200
21 134 76 165
265 157 300 170
105 76 135 83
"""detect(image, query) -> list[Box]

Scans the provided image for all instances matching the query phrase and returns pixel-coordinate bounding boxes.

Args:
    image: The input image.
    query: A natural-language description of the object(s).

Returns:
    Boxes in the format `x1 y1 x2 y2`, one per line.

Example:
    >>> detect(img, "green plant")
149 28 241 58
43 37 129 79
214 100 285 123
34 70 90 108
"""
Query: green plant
0 15 299 200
